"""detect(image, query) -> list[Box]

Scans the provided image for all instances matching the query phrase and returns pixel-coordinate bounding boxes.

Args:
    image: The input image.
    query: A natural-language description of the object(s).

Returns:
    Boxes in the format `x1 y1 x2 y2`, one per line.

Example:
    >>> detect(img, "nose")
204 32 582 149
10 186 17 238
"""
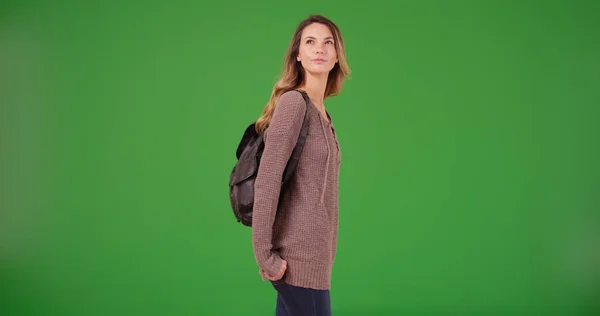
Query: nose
315 43 325 54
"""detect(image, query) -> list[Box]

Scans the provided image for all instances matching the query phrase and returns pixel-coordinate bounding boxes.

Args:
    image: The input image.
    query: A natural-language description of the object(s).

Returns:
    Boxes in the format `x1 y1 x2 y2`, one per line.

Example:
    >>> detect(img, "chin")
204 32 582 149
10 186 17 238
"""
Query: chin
306 66 334 75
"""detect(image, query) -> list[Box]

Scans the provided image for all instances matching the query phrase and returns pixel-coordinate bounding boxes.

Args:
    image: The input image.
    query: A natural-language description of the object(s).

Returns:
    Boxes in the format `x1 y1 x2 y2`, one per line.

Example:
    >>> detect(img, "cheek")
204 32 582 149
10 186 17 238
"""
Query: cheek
298 49 307 60
329 48 337 57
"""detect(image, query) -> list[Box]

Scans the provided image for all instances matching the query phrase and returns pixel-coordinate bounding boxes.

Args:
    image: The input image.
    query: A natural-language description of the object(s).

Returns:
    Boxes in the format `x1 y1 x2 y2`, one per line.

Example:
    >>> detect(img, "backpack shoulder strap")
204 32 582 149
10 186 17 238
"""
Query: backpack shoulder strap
282 89 311 184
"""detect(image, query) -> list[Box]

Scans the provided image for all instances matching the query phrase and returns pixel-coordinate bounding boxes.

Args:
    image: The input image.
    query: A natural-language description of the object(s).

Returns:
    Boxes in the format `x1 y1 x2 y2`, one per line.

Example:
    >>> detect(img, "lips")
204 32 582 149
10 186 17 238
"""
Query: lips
313 58 325 63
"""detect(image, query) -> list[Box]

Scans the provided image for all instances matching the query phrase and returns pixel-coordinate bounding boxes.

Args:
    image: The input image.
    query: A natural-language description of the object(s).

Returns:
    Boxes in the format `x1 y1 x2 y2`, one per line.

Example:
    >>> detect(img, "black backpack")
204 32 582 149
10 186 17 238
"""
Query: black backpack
229 90 311 226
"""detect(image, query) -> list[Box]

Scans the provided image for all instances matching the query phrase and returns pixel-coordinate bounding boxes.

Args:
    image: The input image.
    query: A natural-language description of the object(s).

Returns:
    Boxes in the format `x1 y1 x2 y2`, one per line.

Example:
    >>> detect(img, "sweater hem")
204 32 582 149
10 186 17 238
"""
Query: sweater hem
282 259 332 290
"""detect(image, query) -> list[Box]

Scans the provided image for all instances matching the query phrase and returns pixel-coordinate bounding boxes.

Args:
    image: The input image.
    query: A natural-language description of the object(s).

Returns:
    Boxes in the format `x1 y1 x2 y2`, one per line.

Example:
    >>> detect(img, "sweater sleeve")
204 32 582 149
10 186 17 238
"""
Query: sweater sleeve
252 91 306 277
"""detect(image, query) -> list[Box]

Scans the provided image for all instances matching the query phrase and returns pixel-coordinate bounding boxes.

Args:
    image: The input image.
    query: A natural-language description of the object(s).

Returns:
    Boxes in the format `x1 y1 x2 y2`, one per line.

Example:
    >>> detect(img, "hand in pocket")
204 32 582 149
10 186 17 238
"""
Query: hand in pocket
259 259 287 281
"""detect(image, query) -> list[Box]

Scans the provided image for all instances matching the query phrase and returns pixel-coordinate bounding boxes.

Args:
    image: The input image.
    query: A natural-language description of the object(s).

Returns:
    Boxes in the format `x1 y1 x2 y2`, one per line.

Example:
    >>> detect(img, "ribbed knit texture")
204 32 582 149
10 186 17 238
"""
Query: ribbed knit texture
252 90 340 290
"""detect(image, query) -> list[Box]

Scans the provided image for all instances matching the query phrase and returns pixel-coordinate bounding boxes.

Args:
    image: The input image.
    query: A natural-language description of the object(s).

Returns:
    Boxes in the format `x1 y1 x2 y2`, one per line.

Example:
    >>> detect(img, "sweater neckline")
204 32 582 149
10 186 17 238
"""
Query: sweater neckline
307 99 339 146
307 100 333 127
296 89 333 127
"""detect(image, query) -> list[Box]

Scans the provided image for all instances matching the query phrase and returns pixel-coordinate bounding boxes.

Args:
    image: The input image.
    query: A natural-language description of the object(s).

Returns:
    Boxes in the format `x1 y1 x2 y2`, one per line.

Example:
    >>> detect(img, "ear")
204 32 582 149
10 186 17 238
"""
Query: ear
297 53 301 62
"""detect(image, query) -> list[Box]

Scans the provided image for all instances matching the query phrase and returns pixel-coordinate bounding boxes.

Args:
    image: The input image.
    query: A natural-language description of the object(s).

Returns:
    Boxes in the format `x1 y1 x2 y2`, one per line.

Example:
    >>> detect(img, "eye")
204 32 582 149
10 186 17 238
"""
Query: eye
326 40 334 45
306 39 314 44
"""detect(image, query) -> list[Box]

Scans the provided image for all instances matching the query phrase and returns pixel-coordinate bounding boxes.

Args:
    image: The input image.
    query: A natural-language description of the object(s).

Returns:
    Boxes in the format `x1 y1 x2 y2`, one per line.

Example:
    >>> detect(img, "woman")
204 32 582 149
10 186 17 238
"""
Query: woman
251 14 351 315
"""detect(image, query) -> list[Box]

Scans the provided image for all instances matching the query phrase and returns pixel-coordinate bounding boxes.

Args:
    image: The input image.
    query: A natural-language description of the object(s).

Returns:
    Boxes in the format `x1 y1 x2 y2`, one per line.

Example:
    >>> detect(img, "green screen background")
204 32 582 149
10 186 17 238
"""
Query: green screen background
1 0 599 315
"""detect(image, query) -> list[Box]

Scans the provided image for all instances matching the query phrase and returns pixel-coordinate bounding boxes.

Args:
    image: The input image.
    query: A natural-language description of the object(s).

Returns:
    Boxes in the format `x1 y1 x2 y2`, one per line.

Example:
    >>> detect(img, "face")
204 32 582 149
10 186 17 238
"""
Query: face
297 23 338 75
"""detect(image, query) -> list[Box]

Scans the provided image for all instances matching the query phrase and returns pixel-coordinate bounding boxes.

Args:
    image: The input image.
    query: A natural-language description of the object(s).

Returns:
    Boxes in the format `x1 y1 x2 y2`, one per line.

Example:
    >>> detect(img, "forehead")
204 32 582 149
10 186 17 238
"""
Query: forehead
301 23 333 38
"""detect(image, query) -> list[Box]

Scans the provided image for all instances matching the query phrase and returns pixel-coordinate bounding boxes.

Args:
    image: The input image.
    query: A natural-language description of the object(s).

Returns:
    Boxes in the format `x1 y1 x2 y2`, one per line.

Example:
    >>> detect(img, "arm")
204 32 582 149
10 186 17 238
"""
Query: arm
251 91 305 277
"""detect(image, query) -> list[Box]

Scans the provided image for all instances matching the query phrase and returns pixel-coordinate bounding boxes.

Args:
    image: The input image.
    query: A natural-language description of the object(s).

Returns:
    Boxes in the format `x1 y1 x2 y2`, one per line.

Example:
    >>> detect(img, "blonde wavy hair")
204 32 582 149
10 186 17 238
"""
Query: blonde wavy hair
255 15 351 133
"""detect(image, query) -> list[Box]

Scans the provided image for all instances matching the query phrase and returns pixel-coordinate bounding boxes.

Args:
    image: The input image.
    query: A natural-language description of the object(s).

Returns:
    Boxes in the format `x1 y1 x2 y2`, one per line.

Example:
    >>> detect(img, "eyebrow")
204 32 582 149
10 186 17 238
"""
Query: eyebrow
304 36 335 41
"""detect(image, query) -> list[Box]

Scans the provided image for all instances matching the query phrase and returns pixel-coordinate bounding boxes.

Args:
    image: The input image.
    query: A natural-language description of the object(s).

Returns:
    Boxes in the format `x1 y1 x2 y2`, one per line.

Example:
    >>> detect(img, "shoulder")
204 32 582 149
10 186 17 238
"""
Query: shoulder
278 90 304 104
275 90 306 113
265 90 307 135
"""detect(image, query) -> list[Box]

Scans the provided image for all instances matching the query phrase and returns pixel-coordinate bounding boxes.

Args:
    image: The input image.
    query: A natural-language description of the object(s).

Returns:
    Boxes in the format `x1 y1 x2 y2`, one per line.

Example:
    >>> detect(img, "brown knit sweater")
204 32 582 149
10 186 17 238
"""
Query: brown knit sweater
252 90 340 290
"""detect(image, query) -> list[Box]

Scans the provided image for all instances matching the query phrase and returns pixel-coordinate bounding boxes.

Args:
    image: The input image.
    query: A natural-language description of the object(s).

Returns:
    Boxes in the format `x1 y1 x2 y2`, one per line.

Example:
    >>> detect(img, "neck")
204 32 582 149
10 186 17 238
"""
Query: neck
299 72 328 109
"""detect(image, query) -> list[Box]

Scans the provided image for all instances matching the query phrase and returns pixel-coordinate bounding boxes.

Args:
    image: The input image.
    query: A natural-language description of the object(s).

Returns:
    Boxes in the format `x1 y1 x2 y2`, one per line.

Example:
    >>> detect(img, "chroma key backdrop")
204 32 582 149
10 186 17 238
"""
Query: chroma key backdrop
1 0 598 315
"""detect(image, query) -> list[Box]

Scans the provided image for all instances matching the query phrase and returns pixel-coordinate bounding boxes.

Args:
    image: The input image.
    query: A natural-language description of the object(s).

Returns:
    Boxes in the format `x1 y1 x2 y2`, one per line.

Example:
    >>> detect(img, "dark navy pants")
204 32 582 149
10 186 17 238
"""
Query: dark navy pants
270 279 331 316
